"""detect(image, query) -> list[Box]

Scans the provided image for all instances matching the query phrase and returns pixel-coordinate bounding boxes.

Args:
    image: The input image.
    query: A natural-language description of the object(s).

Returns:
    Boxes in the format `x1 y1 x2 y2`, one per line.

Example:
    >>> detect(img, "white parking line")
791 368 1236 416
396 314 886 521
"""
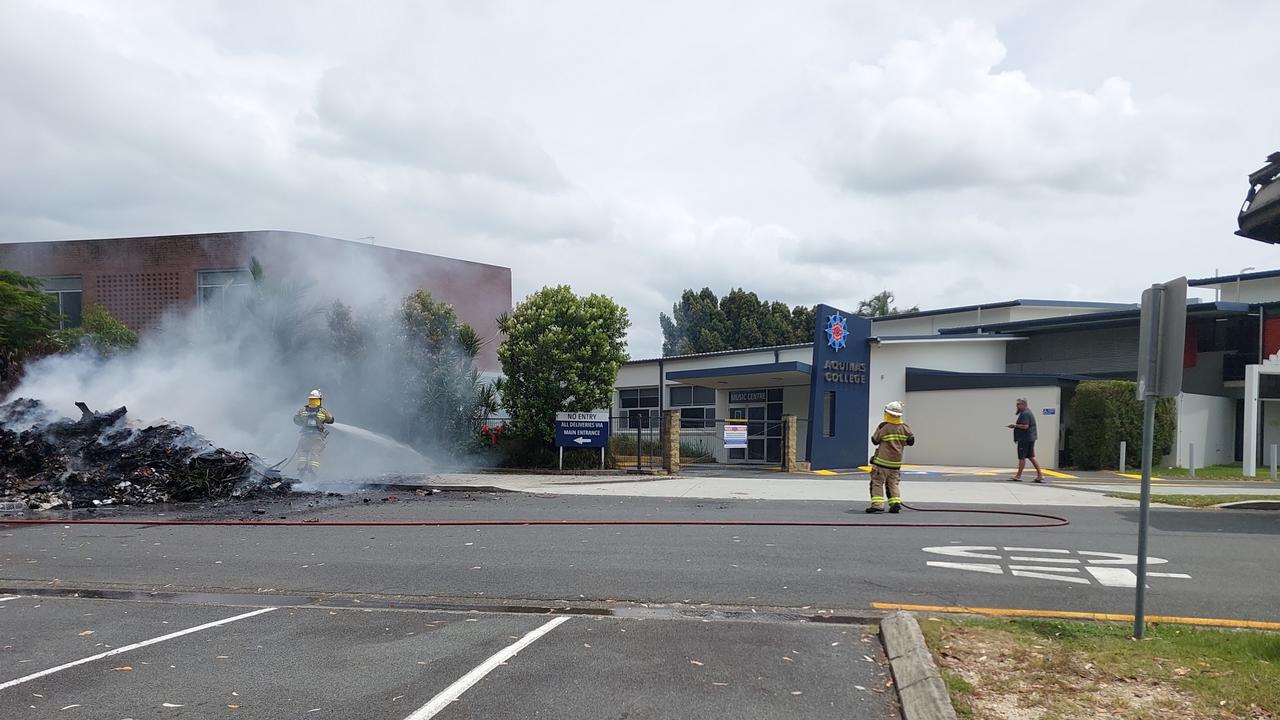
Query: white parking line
0 607 276 691
403 616 570 720
0 596 20 603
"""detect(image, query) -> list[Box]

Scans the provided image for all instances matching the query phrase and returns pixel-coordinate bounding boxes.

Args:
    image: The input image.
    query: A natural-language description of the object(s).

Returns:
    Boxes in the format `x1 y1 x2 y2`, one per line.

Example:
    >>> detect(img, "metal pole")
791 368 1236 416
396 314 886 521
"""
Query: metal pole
1120 440 1127 471
1189 443 1196 478
559 446 563 471
636 425 642 471
601 445 605 470
1134 394 1156 639
1134 284 1163 640
1271 444 1277 482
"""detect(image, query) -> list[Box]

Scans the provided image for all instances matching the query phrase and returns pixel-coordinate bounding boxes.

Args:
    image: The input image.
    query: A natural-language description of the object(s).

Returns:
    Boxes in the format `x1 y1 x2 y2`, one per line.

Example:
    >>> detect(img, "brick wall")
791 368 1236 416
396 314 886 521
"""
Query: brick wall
0 231 512 368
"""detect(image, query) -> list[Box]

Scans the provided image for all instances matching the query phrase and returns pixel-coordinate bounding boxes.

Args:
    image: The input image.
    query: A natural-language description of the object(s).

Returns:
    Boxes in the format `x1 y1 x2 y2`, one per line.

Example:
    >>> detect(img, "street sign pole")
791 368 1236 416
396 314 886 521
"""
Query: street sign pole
1134 284 1160 640
1133 278 1186 640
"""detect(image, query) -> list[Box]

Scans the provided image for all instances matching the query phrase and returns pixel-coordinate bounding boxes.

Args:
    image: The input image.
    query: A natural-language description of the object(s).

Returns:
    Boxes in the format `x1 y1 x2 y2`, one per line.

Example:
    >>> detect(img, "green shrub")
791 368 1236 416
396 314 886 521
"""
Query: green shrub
497 432 616 470
1069 380 1175 470
56 304 138 355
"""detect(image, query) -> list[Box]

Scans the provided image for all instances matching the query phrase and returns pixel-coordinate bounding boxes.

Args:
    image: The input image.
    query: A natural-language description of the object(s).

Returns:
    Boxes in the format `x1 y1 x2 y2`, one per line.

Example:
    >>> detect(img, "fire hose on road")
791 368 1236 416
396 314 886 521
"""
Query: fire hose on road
0 503 1069 529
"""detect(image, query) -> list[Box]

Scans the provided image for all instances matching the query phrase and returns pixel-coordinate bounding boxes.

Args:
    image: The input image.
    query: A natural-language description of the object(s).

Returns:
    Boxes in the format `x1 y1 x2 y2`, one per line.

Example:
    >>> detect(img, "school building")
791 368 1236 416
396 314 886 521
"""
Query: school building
613 270 1280 475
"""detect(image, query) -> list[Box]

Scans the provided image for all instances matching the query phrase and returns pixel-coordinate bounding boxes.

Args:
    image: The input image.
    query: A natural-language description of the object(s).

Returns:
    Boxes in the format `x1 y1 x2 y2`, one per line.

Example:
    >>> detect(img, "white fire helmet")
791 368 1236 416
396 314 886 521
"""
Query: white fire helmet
884 401 904 417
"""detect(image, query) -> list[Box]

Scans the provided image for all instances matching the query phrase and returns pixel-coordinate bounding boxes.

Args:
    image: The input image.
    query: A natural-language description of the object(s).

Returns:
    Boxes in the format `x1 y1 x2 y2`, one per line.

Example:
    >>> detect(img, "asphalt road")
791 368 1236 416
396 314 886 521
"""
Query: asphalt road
2 492 1276 620
0 594 891 719
2 490 1277 718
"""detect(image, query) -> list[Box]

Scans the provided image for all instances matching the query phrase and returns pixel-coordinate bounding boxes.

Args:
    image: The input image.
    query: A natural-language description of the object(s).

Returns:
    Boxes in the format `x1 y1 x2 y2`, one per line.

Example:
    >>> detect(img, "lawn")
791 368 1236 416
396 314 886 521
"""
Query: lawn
921 617 1280 719
1107 492 1280 507
1136 464 1267 481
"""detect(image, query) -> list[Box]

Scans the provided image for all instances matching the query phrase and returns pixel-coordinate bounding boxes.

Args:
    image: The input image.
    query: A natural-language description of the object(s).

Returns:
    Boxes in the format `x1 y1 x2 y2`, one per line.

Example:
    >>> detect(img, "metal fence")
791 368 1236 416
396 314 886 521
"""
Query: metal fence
610 412 663 471
666 416 812 466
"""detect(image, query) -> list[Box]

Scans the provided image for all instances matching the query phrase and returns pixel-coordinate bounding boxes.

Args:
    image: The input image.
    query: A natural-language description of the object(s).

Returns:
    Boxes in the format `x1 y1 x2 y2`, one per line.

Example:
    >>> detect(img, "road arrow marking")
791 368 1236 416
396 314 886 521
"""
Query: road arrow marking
922 546 1191 588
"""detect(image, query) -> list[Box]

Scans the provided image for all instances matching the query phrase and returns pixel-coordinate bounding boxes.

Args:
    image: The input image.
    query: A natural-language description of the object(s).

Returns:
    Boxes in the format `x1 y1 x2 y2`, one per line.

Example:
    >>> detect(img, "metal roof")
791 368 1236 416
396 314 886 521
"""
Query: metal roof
1189 268 1280 287
626 342 812 365
936 301 1252 335
870 298 1134 322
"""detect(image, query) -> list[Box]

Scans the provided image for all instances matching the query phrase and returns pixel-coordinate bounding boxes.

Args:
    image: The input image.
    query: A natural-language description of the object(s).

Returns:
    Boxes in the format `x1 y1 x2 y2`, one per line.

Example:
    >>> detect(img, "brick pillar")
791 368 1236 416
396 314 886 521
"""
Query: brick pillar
662 409 680 474
782 414 798 472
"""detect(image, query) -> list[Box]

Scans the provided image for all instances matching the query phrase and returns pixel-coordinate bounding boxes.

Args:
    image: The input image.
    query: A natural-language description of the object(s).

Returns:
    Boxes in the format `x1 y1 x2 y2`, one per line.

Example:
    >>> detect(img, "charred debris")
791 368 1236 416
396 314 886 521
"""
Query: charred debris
0 398 291 510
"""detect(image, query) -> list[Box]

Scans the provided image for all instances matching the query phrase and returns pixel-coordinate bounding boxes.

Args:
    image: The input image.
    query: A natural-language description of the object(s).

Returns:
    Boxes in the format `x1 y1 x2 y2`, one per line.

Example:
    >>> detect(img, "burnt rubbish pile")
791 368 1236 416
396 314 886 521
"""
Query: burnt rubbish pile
0 398 290 510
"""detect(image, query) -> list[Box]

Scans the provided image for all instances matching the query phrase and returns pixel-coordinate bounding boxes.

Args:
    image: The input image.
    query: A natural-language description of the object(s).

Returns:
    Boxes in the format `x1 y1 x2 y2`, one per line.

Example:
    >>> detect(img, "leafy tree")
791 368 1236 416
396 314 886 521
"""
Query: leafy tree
497 285 630 444
0 269 61 389
660 288 728 356
855 290 918 318
397 291 491 451
660 287 812 355
57 305 138 355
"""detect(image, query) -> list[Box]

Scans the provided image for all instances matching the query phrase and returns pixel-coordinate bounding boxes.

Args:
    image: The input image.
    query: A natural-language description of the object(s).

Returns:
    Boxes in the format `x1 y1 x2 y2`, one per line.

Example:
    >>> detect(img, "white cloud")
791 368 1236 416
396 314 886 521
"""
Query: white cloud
820 20 1163 194
1 1 1279 361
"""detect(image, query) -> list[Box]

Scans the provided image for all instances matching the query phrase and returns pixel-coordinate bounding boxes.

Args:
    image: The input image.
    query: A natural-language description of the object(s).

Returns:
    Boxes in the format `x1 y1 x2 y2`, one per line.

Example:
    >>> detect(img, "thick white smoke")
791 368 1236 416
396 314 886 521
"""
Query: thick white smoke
8 238 489 483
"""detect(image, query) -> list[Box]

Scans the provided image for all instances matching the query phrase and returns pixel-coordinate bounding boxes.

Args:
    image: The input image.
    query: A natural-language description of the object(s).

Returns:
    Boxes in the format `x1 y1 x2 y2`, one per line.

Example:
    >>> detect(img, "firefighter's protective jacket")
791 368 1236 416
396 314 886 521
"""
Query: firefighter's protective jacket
294 406 335 434
870 421 915 469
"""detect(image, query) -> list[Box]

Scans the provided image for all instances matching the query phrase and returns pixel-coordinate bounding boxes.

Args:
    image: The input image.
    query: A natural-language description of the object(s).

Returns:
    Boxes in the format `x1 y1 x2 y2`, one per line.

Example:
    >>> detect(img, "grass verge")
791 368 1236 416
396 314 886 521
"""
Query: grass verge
921 617 1279 719
1107 492 1280 507
1141 464 1259 481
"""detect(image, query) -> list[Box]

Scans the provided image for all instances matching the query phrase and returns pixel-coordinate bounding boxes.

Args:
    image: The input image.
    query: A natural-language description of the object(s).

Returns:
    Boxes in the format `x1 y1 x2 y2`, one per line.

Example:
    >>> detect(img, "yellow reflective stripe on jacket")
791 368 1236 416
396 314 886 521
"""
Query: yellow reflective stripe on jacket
872 457 902 468
881 434 911 441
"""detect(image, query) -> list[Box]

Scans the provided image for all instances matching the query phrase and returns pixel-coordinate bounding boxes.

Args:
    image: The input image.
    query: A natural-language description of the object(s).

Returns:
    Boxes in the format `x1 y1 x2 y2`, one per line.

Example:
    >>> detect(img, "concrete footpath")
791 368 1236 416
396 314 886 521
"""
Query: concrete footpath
408 468 1280 507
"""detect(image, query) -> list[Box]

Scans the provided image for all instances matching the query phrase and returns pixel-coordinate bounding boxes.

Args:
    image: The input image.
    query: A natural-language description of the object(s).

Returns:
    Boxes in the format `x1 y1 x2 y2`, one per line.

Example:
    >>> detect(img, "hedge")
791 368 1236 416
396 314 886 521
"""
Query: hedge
1069 380 1176 470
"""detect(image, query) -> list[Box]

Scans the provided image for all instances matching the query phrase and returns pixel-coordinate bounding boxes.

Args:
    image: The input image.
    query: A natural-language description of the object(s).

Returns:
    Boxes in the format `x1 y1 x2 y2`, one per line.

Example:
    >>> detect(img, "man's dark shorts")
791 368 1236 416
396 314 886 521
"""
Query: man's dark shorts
1017 441 1036 460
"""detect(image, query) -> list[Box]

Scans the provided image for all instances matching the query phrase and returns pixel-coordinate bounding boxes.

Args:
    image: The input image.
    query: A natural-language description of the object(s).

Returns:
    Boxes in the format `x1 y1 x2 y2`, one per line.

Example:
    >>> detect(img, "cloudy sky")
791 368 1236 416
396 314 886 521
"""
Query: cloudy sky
2 1 1278 356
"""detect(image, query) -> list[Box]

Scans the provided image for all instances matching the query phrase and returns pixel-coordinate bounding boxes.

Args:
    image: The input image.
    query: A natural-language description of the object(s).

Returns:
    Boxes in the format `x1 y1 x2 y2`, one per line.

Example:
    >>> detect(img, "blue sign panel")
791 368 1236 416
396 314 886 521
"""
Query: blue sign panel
806 304 872 471
555 412 610 448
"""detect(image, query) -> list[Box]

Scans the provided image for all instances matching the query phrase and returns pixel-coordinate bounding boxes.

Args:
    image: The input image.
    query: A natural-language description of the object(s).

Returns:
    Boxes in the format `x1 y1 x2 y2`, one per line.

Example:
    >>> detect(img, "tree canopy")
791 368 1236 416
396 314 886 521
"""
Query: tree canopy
496 285 630 444
855 290 918 318
659 288 813 356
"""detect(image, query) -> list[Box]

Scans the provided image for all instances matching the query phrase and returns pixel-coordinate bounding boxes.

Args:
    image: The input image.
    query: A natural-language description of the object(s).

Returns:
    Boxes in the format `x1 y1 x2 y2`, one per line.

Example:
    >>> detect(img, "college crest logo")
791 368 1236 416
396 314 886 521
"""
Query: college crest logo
825 312 848 351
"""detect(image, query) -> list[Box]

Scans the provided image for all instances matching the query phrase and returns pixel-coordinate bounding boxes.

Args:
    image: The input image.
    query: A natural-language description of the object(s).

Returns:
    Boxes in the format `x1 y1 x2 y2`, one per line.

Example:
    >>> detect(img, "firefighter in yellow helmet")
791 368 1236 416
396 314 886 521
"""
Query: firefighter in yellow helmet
293 390 335 478
867 400 915 514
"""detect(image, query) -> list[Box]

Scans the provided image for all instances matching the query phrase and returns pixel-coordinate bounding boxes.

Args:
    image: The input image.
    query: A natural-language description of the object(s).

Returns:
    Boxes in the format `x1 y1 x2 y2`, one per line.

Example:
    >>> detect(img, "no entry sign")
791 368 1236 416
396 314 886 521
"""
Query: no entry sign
555 412 610 448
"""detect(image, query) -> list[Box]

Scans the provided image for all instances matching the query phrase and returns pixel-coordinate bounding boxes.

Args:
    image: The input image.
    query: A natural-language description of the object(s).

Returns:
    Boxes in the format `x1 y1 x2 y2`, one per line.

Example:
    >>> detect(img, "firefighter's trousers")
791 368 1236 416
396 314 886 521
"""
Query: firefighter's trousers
296 431 328 476
869 465 902 509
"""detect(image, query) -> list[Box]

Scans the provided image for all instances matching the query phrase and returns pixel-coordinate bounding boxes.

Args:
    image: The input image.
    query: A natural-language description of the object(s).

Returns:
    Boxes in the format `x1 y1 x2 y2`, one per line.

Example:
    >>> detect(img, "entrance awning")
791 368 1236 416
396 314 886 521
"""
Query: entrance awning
665 361 811 389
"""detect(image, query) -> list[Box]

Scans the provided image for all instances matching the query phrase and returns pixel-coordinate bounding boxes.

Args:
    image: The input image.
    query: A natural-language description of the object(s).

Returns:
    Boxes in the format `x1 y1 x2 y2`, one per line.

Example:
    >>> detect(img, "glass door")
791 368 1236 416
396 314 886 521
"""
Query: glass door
729 399 784 463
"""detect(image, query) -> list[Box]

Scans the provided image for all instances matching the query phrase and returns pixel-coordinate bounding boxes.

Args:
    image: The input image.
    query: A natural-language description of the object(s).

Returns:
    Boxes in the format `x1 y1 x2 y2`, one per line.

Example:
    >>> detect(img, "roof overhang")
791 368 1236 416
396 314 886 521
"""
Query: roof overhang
872 334 1025 345
905 367 1105 392
665 361 811 389
1237 152 1280 243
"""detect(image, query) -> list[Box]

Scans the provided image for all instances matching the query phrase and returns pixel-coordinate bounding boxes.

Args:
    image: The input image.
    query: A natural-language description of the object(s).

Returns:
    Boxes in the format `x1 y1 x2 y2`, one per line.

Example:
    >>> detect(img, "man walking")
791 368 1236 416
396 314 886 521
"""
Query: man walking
867 401 915 513
1008 397 1045 483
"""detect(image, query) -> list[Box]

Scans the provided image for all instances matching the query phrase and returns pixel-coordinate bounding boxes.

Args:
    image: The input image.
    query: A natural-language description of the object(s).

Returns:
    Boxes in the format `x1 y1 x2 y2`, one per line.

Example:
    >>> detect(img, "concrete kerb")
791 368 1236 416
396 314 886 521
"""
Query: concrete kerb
880 611 957 720
1218 500 1280 510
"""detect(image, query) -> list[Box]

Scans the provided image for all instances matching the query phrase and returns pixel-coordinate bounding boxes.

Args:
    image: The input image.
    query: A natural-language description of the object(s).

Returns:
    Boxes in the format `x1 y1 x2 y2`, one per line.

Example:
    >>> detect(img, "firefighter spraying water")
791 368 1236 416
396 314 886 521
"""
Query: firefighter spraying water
293 389 335 478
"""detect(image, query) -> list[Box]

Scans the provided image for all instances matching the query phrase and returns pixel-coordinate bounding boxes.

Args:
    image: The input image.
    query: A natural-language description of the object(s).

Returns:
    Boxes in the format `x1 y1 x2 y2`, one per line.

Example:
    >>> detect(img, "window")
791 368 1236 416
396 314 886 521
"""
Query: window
823 391 836 438
197 269 252 312
669 386 715 407
618 387 660 429
670 385 716 429
42 277 82 329
680 406 717 429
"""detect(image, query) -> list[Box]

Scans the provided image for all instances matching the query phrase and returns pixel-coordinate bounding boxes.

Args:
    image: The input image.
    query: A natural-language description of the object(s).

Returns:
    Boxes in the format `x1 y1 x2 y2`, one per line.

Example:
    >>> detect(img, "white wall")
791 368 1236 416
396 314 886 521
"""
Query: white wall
1195 277 1280 303
903 386 1061 468
1262 400 1280 470
1175 392 1236 468
867 339 1009 460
